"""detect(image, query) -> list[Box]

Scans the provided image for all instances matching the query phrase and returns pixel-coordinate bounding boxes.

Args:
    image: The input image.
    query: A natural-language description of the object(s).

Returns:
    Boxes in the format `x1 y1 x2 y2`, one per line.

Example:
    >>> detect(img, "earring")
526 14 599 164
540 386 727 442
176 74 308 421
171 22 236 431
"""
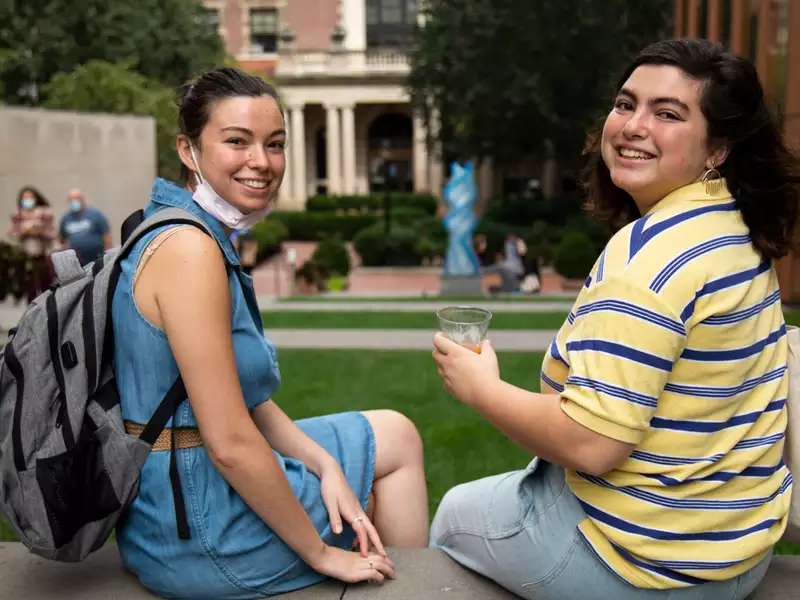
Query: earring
701 166 723 195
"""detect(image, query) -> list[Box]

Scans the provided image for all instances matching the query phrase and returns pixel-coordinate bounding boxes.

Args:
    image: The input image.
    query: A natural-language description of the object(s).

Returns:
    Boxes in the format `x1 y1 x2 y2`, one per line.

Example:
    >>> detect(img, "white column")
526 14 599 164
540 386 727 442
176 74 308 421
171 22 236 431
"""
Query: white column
290 105 307 208
413 114 429 193
278 110 292 207
325 105 342 195
341 104 357 194
342 0 367 51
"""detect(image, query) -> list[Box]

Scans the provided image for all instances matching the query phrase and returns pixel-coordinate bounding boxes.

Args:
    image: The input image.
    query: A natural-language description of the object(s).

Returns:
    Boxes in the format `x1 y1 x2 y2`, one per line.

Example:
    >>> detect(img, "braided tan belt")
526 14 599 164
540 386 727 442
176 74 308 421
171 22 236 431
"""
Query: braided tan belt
124 421 204 451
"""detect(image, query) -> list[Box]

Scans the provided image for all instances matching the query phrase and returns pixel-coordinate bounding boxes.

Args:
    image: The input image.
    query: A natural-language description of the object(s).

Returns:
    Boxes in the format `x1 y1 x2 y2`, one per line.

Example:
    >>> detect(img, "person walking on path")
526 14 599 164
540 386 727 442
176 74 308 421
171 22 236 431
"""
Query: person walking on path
431 39 797 599
58 188 111 265
113 67 428 599
7 185 56 301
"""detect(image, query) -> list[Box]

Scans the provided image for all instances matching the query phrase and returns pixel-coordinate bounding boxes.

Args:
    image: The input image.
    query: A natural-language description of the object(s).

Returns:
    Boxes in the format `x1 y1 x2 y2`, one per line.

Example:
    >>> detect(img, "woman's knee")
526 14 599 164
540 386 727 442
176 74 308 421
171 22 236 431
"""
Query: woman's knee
363 409 424 466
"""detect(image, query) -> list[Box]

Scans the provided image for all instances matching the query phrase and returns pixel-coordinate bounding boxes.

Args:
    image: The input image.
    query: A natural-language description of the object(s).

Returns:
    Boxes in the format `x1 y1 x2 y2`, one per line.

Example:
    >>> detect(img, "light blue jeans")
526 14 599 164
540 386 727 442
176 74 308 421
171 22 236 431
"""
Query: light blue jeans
430 459 771 600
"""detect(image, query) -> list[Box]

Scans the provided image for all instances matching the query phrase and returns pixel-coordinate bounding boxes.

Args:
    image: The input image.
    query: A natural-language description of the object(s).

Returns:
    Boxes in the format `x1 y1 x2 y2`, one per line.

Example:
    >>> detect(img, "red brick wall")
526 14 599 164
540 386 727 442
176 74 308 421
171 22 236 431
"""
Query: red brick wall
283 0 339 50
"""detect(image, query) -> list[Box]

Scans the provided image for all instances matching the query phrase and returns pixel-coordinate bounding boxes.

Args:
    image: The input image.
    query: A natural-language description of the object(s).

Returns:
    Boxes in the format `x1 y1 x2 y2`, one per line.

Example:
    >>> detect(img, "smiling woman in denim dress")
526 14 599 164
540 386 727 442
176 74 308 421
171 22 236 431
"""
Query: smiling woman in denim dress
431 39 799 599
112 68 428 599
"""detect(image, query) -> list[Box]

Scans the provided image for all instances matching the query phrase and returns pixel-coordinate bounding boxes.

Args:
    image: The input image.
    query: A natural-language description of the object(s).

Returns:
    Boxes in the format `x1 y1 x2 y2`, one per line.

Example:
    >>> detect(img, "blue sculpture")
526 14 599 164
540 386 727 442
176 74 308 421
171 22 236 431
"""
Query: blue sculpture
443 161 480 276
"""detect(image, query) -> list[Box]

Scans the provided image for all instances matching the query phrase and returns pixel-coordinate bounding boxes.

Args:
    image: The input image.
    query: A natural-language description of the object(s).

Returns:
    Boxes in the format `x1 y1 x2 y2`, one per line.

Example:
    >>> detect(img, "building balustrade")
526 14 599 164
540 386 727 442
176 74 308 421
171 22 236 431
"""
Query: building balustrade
276 49 410 78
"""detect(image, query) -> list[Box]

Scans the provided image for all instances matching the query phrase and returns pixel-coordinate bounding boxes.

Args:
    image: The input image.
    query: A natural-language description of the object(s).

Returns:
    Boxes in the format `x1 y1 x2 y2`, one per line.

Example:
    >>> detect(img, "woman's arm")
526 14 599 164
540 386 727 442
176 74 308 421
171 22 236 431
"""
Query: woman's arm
139 228 392 582
252 401 336 476
251 401 385 553
433 334 634 475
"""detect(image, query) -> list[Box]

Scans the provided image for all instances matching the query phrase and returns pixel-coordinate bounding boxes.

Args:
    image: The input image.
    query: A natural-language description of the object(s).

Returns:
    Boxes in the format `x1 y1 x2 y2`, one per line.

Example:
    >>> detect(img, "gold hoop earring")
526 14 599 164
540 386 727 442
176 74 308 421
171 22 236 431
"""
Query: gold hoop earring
701 167 722 195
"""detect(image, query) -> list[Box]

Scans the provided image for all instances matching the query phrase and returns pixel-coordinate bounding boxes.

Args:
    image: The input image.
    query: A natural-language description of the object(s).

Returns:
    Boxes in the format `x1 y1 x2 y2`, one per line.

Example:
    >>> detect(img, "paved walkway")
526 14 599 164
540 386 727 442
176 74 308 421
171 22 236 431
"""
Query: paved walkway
264 328 554 351
260 299 574 312
1 299 558 351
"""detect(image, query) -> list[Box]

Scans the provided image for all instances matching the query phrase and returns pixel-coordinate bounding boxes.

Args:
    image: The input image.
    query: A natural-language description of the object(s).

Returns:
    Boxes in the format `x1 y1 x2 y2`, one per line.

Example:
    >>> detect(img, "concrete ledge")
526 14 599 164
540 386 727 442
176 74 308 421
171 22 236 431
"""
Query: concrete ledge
0 542 797 599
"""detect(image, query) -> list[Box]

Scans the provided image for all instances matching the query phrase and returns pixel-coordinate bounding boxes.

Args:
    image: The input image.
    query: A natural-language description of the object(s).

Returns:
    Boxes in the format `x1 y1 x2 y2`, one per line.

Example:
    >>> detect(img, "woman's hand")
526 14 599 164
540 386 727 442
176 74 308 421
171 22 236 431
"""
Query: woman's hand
318 460 386 558
432 333 500 407
311 545 395 584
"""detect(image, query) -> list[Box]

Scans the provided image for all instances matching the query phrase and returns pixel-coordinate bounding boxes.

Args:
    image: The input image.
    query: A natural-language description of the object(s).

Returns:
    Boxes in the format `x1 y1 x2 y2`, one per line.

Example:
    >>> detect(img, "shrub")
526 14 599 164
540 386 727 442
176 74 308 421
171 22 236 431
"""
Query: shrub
305 193 438 215
353 223 421 266
249 219 289 262
482 192 583 227
311 237 351 276
416 217 448 258
553 231 597 280
267 212 376 241
0 241 28 302
387 206 429 226
296 260 328 291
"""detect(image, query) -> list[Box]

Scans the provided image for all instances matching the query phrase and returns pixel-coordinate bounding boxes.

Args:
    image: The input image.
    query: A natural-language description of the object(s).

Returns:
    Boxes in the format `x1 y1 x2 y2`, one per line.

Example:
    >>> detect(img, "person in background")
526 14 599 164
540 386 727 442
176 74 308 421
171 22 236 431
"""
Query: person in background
58 188 111 265
431 39 797 599
8 185 56 301
473 233 491 267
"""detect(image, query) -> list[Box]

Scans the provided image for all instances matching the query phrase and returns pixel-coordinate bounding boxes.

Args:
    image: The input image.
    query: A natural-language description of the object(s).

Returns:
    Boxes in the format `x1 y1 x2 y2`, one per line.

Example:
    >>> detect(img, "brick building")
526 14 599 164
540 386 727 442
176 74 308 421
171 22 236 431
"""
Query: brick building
673 0 800 301
201 0 443 210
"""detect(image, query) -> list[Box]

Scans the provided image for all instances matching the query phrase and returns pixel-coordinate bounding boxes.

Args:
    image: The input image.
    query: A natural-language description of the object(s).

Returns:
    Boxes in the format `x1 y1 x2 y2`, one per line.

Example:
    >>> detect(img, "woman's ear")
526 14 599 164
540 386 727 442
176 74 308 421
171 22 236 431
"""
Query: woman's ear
176 134 198 178
707 144 730 170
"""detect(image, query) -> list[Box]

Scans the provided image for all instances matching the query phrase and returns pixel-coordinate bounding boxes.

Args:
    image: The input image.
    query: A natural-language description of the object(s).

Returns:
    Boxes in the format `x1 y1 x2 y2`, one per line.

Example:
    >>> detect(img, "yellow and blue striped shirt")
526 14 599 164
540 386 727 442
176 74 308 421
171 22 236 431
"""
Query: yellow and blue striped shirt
541 181 791 589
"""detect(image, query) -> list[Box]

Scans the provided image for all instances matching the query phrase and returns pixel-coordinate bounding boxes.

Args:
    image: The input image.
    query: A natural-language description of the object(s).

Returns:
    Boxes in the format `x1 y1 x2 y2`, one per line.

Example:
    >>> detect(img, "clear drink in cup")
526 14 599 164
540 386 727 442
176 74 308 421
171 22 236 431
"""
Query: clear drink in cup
436 306 493 353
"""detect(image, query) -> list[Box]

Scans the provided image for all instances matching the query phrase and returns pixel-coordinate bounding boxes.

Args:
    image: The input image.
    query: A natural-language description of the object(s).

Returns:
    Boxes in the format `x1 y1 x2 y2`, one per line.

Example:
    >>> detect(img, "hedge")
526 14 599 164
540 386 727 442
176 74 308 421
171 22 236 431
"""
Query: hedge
250 219 289 262
305 193 438 215
311 238 351 276
553 231 597 279
266 212 377 241
353 223 421 266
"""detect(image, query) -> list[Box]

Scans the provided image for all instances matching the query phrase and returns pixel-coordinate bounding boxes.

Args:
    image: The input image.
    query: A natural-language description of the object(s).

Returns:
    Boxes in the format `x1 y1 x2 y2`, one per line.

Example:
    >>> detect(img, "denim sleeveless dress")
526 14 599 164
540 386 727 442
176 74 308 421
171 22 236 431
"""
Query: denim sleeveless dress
112 179 375 599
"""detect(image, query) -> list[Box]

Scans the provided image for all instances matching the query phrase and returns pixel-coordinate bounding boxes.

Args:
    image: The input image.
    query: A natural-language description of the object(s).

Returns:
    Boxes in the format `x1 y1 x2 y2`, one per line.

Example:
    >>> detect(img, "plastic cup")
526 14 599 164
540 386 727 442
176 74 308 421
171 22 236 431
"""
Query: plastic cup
436 306 493 353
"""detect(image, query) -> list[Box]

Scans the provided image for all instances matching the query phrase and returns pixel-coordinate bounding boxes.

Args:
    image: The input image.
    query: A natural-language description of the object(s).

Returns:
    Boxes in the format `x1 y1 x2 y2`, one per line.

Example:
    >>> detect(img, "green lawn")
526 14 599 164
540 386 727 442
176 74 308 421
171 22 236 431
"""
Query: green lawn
262 311 569 330
262 308 800 331
274 349 536 514
2 348 796 557
784 310 800 327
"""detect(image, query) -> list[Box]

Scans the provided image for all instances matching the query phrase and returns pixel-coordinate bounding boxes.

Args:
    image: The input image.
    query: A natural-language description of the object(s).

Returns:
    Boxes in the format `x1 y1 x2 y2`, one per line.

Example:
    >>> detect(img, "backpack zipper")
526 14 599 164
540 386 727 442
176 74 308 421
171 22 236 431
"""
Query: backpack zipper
4 343 27 471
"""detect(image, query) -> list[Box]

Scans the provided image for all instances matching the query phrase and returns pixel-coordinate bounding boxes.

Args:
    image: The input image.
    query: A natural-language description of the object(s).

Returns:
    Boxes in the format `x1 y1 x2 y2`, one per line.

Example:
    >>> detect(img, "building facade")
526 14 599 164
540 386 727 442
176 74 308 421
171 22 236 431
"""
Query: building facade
673 0 800 301
201 0 442 210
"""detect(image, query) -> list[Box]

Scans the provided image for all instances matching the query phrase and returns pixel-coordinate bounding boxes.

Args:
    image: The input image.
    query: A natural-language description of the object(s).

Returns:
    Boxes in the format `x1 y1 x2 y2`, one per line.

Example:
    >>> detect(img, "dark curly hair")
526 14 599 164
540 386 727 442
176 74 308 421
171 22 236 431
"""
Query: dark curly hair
16 185 49 209
176 67 283 184
583 38 800 259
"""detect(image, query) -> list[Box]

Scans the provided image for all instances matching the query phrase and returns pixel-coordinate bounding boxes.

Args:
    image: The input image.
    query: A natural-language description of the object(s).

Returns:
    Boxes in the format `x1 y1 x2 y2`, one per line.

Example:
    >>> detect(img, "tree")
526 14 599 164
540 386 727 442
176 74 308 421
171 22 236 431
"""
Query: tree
408 0 672 167
44 60 181 179
0 0 223 105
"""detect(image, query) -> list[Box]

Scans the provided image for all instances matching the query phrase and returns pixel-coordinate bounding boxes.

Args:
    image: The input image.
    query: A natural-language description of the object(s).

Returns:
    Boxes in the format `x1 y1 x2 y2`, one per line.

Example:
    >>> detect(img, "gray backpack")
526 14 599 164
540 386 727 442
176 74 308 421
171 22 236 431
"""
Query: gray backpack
0 207 213 561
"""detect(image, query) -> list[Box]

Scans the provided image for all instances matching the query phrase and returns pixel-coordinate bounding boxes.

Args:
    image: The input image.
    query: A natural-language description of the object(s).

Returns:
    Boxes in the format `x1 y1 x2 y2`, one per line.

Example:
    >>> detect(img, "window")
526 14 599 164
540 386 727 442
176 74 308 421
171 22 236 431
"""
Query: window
366 0 417 47
250 8 277 53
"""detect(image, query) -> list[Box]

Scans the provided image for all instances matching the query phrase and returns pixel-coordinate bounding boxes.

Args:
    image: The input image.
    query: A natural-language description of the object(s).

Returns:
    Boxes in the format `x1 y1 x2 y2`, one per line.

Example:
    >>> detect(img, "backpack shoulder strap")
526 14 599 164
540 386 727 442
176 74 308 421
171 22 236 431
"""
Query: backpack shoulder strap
117 207 215 263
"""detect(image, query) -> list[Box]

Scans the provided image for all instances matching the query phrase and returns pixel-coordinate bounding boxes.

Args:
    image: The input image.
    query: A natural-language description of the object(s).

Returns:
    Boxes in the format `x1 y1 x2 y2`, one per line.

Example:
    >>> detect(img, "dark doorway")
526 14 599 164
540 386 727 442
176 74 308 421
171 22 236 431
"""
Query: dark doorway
368 112 413 192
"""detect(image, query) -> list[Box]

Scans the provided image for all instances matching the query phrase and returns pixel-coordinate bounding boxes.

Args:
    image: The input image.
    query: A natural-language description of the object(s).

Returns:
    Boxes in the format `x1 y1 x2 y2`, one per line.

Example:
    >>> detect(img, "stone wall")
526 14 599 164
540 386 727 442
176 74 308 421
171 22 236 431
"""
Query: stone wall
0 106 156 246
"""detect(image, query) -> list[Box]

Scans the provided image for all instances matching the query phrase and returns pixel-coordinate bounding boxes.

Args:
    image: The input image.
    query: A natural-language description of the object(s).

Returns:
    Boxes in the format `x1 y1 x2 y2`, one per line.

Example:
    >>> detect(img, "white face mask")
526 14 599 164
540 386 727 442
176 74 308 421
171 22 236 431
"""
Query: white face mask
189 145 272 230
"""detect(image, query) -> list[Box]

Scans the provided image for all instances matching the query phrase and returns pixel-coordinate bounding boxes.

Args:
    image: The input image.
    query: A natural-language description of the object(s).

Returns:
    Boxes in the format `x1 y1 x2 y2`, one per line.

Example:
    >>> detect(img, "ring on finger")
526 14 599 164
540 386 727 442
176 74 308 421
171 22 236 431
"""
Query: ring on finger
368 559 374 569
353 515 365 524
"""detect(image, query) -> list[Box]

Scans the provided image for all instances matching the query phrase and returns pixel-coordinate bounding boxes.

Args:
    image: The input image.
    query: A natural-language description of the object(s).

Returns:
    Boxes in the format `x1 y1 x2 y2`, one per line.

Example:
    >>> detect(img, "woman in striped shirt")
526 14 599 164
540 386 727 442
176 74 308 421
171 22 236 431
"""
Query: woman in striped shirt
431 39 799 599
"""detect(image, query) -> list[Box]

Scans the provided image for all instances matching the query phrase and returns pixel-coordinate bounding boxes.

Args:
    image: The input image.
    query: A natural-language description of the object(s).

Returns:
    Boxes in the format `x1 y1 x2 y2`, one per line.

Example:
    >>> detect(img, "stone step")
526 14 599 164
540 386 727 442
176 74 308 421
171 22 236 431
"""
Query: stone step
0 542 797 599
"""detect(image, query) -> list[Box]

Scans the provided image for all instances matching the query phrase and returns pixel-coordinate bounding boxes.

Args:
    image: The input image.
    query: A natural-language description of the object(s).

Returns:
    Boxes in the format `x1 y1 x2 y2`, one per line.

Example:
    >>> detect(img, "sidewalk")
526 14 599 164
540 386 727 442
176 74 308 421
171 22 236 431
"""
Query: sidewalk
259 299 574 312
1 299 555 351
263 328 554 351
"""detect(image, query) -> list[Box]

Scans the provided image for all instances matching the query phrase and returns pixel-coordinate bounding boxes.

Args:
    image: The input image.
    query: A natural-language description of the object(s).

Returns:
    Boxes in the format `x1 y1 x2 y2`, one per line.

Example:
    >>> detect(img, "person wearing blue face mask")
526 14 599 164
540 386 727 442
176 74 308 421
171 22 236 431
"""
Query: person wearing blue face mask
58 188 111 265
8 185 56 301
